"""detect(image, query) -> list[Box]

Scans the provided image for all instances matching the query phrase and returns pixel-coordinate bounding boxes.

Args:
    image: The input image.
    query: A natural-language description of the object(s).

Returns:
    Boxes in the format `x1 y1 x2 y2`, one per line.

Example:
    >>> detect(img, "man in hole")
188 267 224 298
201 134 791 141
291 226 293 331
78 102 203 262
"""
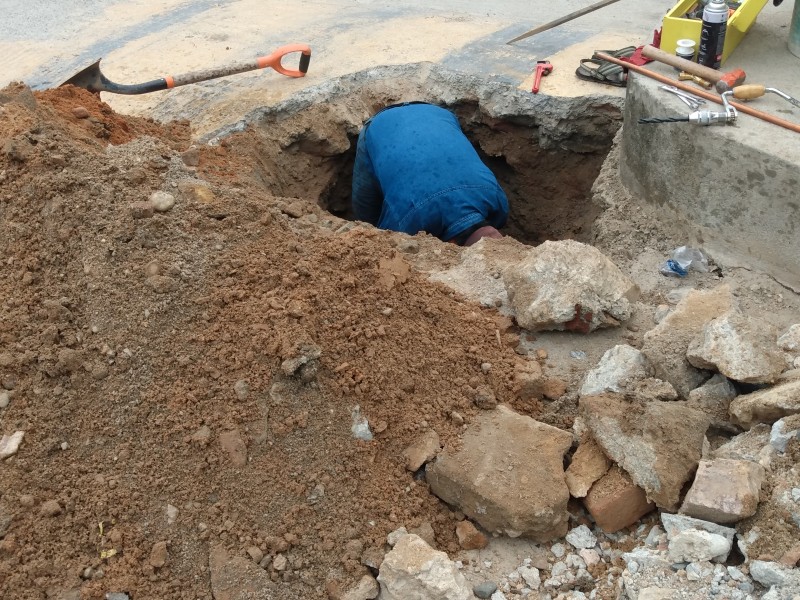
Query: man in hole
351 102 509 246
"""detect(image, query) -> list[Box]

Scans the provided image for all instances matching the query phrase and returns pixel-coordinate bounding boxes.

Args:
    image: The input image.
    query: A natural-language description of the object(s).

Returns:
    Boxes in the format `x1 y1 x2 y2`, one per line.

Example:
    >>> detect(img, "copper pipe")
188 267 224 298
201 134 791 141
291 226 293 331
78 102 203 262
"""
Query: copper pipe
594 52 800 135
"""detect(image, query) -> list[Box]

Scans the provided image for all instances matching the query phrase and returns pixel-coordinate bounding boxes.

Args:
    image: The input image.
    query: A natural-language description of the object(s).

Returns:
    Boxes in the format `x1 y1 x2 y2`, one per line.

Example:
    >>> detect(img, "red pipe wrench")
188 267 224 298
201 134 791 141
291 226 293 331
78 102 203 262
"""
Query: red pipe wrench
532 60 553 94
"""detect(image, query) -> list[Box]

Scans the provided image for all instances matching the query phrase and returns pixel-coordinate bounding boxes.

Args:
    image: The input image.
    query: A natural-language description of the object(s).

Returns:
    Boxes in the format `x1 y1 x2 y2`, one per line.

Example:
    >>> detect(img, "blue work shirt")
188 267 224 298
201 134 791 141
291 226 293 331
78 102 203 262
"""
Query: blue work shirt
351 103 509 242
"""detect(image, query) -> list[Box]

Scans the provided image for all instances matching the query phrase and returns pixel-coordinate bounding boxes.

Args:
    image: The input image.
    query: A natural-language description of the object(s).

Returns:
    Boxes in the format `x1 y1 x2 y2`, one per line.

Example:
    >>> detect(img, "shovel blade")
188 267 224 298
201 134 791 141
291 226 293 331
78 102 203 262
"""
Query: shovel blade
60 60 106 93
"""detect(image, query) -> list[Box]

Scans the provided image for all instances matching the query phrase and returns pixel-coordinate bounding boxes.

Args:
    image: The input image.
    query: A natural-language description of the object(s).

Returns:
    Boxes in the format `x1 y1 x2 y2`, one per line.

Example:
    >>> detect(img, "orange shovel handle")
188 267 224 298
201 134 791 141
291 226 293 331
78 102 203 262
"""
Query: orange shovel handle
256 43 312 78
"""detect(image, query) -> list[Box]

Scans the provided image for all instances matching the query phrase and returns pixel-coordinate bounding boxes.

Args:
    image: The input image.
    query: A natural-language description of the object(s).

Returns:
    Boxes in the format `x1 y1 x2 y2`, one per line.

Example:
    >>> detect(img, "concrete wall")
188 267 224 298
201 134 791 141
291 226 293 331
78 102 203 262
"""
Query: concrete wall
620 73 800 291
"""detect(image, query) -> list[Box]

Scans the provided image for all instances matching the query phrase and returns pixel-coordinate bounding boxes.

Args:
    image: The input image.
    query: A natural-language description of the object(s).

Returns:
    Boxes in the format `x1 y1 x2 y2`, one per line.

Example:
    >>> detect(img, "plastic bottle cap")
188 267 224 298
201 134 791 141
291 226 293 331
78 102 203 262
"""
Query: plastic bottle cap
677 39 697 49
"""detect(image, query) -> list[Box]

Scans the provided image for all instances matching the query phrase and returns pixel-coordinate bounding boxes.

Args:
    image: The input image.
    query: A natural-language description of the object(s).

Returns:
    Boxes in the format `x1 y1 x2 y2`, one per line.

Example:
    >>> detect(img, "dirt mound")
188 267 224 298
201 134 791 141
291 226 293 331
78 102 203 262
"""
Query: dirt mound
0 84 542 599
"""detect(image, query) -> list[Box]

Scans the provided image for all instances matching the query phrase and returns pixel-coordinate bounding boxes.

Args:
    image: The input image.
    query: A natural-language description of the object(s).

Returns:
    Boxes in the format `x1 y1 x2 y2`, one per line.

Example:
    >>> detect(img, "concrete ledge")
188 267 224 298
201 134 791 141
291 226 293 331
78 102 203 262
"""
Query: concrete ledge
620 72 800 291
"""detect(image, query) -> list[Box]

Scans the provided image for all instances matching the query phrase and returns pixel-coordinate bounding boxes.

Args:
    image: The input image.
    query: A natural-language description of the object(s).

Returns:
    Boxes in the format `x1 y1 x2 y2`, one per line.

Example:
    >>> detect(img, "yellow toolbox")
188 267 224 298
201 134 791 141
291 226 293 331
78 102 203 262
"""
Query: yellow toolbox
661 0 769 64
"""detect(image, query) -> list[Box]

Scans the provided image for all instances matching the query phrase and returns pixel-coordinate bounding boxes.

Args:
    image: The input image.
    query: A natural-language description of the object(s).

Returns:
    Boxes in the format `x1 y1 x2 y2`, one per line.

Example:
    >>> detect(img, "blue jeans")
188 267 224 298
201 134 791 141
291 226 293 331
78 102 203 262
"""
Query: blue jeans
351 103 508 242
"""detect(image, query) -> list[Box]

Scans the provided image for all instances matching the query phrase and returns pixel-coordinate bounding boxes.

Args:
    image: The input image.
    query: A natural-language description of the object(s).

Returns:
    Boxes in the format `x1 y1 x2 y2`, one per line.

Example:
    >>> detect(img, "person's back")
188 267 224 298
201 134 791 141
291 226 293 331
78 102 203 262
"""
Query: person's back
351 103 509 245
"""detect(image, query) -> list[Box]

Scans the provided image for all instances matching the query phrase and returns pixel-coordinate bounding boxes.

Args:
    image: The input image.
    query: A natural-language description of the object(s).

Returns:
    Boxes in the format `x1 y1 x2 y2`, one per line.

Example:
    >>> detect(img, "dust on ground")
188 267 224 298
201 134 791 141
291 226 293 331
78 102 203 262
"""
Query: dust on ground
0 81 798 600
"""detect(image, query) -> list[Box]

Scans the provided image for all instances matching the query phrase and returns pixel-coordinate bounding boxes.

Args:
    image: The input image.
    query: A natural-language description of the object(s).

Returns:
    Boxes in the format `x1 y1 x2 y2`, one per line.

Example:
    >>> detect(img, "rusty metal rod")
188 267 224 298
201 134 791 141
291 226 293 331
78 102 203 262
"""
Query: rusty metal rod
594 52 800 135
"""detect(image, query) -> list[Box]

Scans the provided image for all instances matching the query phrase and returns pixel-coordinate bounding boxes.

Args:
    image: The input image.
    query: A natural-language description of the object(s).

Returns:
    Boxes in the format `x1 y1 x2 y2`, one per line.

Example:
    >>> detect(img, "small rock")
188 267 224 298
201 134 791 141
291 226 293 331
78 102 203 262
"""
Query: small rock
473 581 498 599
191 425 211 445
408 521 435 547
565 525 597 549
473 385 497 410
219 429 247 467
150 191 176 212
272 554 287 571
129 201 154 219
541 378 568 400
166 504 178 525
246 546 263 564
149 541 168 568
685 560 714 581
551 543 566 558
40 499 62 517
145 275 178 294
779 543 800 567
105 593 130 600
181 147 200 167
0 391 9 408
455 520 488 550
749 560 793 588
579 548 600 567
282 202 305 218
403 430 441 472
342 574 379 600
72 106 90 119
0 431 24 459
518 565 540 589
480 363 492 374
668 529 731 563
233 379 250 401
770 418 800 453
386 527 408 547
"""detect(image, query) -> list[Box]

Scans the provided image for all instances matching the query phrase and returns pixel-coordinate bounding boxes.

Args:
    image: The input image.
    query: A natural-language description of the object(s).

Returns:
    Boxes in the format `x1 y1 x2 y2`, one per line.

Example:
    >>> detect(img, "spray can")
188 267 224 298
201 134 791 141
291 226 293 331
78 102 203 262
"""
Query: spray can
697 0 728 69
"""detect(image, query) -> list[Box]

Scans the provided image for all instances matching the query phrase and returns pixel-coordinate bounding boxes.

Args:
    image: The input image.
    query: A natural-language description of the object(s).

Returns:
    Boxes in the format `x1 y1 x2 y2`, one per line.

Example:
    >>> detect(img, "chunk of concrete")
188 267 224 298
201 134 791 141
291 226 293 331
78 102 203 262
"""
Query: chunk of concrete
580 394 710 511
427 405 572 541
660 513 735 548
579 344 650 396
770 416 800 453
687 374 738 431
208 545 276 600
565 437 611 498
583 466 654 533
687 312 786 384
503 240 638 333
376 533 471 600
729 378 800 428
342 574 380 600
403 430 441 472
667 530 731 563
641 285 735 397
713 424 774 468
680 459 765 524
750 560 800 589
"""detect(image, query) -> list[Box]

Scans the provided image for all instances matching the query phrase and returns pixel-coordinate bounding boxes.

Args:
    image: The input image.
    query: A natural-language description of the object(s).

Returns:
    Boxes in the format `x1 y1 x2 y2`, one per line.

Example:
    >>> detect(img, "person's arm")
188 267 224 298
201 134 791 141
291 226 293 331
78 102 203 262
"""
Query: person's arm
350 134 383 226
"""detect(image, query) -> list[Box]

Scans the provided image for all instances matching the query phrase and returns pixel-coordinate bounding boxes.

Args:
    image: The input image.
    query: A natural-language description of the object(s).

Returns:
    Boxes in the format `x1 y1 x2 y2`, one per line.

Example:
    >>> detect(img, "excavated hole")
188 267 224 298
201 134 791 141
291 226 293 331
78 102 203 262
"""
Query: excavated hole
240 94 618 245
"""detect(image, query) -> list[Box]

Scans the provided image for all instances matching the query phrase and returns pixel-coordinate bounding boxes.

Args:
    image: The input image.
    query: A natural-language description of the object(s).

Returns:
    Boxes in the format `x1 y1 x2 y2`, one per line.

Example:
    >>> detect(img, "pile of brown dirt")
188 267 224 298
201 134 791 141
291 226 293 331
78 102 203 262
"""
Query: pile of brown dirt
0 84 546 599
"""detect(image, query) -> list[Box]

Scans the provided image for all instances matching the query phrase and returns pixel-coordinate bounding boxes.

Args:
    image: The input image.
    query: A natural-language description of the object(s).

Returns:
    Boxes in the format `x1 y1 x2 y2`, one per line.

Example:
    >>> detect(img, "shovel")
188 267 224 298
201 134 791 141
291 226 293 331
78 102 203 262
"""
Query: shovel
61 43 311 95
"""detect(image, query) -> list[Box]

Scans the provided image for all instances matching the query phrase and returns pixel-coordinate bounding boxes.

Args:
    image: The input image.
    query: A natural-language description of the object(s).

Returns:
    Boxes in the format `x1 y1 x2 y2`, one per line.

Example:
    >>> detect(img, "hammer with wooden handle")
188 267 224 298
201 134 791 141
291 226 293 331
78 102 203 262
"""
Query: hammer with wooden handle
641 45 745 92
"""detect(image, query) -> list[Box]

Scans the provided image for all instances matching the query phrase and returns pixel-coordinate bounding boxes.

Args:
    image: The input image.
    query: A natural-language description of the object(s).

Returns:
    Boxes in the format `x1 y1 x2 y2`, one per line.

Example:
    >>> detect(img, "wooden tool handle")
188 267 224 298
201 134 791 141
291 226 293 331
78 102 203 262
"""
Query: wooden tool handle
732 84 766 100
642 45 723 83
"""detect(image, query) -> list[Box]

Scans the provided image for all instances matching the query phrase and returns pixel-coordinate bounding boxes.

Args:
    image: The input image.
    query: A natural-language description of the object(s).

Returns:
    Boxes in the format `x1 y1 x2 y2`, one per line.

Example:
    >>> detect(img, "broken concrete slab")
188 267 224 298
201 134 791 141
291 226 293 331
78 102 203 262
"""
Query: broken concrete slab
729 377 800 429
579 344 651 397
583 466 654 533
686 374 738 432
208 545 277 600
427 405 572 541
687 312 786 384
503 240 638 333
565 437 611 498
376 533 471 600
680 458 765 524
713 424 774 468
580 394 710 511
641 285 736 397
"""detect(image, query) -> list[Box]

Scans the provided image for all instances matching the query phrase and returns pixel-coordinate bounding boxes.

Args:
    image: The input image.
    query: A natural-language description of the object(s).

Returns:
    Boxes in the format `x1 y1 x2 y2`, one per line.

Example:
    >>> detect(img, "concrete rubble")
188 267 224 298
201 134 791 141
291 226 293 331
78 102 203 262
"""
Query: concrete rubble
503 240 638 333
427 405 572 540
729 376 800 428
679 458 765 524
579 344 650 396
687 311 786 384
580 394 710 510
377 532 471 600
641 285 736 397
